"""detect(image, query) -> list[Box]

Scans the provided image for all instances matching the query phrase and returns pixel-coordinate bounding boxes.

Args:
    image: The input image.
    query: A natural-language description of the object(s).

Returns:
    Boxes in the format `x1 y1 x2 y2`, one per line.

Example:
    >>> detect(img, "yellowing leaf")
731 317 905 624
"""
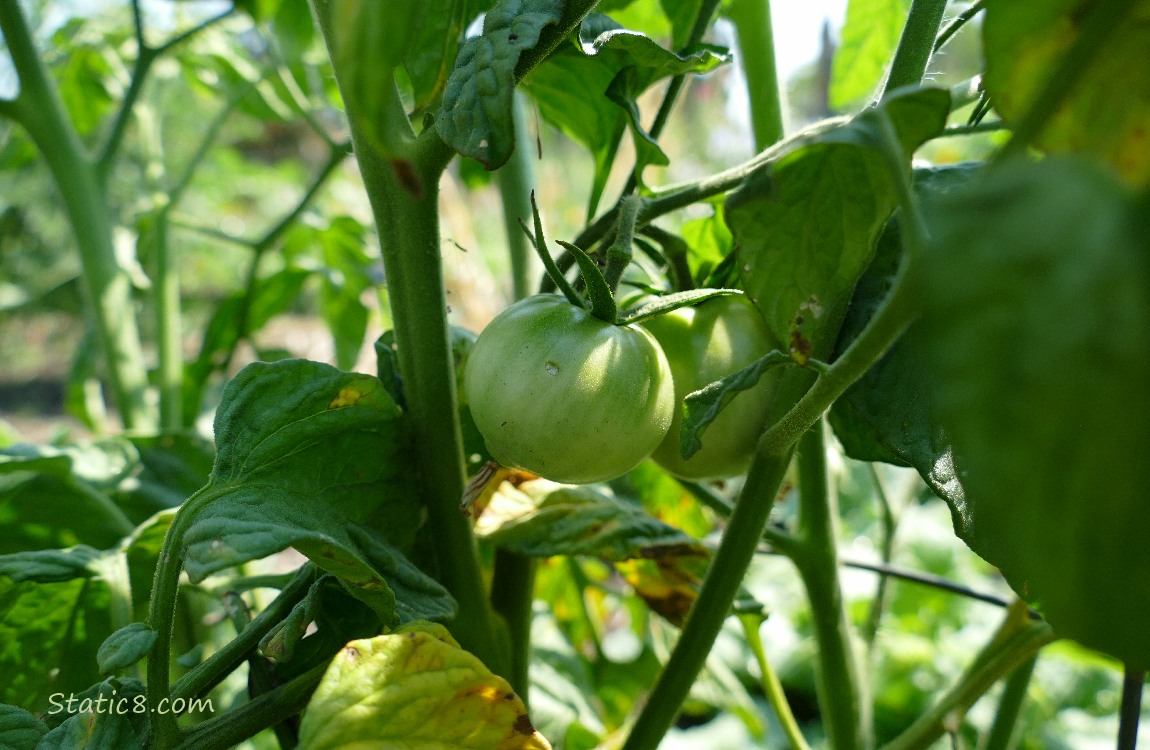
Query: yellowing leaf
615 553 709 627
983 0 1150 185
298 622 552 750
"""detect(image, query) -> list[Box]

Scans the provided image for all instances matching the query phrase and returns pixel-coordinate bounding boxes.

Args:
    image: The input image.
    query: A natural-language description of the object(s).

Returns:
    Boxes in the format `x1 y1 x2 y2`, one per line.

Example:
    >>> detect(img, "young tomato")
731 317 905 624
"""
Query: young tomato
642 295 780 479
464 294 674 484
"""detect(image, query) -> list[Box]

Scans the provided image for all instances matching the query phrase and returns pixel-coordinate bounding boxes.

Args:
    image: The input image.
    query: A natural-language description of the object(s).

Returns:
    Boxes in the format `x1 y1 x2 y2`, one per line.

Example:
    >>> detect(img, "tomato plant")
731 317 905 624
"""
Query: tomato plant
1 0 1148 749
642 294 779 479
465 294 673 484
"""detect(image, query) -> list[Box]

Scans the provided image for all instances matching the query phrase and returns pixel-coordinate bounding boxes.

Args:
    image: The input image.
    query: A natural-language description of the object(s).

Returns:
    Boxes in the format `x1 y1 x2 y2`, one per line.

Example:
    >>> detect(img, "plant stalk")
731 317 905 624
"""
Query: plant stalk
740 613 811 750
881 0 949 98
726 0 785 150
1117 668 1145 750
620 443 795 750
982 654 1037 750
0 3 154 431
791 421 870 750
490 549 537 702
497 91 536 302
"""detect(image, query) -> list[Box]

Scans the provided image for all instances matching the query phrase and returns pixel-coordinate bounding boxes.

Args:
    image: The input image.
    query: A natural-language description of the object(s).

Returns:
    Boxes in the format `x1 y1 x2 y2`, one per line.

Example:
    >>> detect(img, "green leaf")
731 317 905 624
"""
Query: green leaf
474 478 706 559
0 439 136 487
0 474 130 555
729 87 950 358
404 0 494 111
679 351 792 460
0 578 112 712
921 157 1150 668
522 15 727 215
830 0 911 109
179 360 448 624
0 546 102 584
556 241 617 322
0 704 47 750
298 622 551 750
680 206 733 285
36 680 146 750
436 0 566 168
260 575 329 663
983 0 1150 185
617 288 741 324
96 624 156 675
828 165 980 505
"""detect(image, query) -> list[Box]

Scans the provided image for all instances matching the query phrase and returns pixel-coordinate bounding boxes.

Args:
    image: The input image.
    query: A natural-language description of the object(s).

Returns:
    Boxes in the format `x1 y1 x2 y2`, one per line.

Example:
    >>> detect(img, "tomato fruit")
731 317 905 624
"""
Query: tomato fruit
642 295 780 479
464 294 675 484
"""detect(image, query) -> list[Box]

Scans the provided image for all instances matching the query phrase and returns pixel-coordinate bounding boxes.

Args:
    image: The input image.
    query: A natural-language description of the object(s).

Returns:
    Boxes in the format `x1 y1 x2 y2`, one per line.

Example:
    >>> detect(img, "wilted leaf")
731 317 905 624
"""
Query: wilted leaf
615 553 710 626
298 622 551 750
474 479 706 560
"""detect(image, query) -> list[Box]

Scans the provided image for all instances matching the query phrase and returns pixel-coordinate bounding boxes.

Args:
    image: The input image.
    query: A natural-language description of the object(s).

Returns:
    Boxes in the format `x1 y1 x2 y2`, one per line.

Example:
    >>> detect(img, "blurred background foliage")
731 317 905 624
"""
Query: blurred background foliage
0 1 1139 747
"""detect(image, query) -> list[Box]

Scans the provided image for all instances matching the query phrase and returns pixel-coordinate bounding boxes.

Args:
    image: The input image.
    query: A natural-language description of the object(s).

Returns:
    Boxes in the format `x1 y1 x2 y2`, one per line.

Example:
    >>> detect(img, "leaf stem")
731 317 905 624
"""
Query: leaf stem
982 655 1037 750
933 0 986 53
739 613 811 750
881 0 949 98
880 614 1055 750
171 565 318 702
620 445 795 750
861 465 898 649
791 421 870 750
604 196 642 292
1117 668 1145 750
677 478 796 554
726 0 786 150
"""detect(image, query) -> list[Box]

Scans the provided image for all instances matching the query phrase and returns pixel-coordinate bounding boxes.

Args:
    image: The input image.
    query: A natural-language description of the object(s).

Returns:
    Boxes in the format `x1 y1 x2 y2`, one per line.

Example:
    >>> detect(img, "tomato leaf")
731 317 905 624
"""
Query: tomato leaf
436 0 566 168
36 679 147 750
0 704 47 750
616 288 742 324
679 351 792 460
728 86 949 359
0 546 102 583
404 0 495 111
474 479 706 559
983 0 1150 185
177 360 451 625
96 623 156 676
298 622 551 749
259 575 328 663
522 15 727 216
921 157 1150 668
828 165 980 506
830 0 911 108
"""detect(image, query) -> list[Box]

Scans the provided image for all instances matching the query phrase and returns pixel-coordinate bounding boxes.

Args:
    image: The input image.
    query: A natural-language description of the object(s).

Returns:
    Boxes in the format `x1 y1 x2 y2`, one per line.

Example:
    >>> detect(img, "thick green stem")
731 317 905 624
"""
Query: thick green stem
740 614 811 750
727 0 785 150
497 91 536 301
621 444 795 750
604 196 642 292
490 550 536 702
982 655 1036 750
791 422 870 750
310 2 502 671
881 0 949 98
0 3 154 431
173 662 327 750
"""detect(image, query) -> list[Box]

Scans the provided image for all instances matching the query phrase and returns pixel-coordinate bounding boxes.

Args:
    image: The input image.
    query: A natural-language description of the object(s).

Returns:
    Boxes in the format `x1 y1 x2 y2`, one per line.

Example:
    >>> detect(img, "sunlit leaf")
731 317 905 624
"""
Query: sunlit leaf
830 0 911 109
298 622 551 750
983 0 1150 185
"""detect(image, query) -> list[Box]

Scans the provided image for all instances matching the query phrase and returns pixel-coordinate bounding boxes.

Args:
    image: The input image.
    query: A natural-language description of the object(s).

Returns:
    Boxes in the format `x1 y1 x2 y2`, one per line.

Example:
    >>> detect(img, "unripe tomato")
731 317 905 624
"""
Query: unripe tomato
642 295 780 479
464 294 674 484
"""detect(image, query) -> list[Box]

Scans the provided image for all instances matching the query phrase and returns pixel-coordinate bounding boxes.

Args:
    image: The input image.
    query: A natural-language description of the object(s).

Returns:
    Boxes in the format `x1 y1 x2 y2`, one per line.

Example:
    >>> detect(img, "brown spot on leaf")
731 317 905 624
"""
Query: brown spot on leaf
513 713 536 735
344 646 360 660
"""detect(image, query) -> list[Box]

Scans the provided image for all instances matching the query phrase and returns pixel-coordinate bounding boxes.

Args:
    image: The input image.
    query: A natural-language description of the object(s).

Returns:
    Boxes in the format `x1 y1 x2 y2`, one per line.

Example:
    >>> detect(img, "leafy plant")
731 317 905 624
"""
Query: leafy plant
1 0 1148 749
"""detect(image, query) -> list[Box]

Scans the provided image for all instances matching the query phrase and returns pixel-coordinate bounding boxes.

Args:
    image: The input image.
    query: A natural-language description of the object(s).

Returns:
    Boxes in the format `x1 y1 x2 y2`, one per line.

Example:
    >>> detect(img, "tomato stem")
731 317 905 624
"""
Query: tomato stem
604 195 643 292
881 0 949 100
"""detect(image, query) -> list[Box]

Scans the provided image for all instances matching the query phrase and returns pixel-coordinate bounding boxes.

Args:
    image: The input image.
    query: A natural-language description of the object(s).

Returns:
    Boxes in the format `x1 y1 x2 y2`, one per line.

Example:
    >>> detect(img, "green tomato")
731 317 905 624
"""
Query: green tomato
464 294 674 484
643 295 780 479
